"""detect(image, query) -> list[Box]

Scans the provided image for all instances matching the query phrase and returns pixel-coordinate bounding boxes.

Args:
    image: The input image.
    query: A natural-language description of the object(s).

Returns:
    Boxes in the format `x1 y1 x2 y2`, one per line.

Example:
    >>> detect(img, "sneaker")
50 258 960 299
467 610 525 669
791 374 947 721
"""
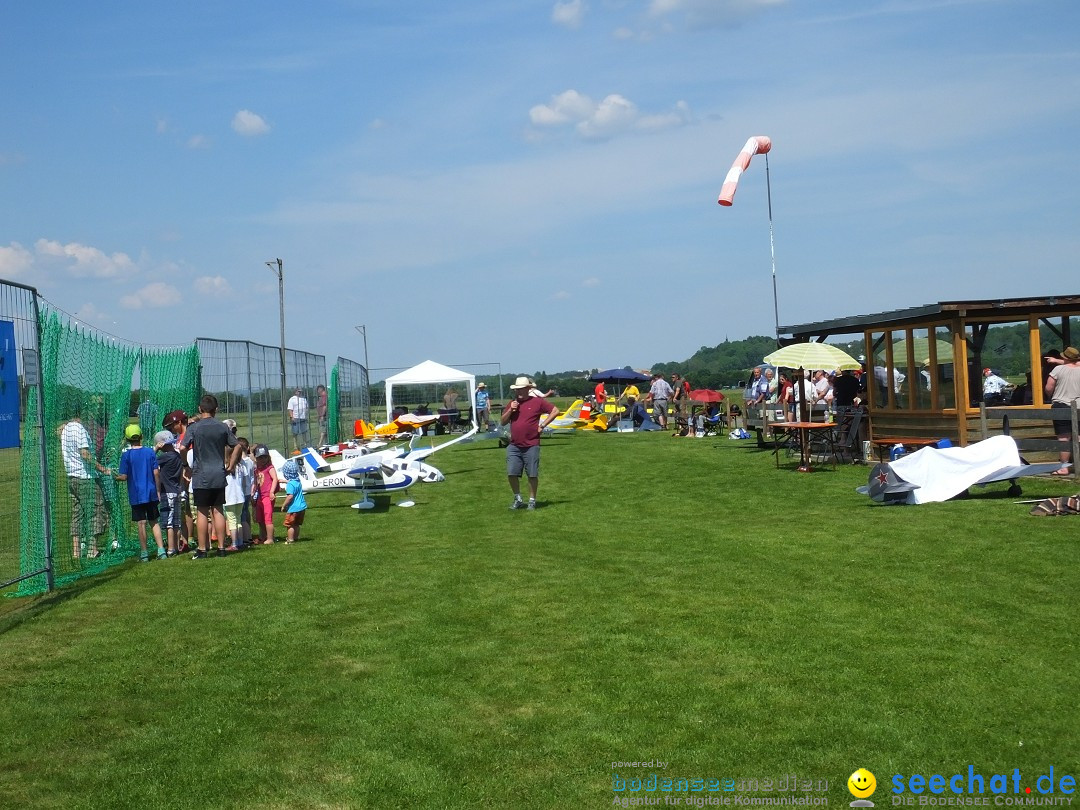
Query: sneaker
509 498 525 510
156 549 168 560
527 499 537 510
139 551 150 563
191 550 207 560
166 550 178 558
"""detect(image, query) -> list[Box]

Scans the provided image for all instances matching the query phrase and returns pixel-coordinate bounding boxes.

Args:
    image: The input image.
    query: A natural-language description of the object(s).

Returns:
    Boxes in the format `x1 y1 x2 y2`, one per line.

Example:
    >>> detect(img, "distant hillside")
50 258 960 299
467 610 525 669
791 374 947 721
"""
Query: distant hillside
495 320 1070 397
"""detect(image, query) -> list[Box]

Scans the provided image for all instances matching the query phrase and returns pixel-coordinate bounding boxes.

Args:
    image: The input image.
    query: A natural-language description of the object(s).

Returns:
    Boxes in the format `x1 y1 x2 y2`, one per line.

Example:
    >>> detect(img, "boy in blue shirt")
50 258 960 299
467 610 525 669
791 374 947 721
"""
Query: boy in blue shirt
116 424 166 561
279 460 308 544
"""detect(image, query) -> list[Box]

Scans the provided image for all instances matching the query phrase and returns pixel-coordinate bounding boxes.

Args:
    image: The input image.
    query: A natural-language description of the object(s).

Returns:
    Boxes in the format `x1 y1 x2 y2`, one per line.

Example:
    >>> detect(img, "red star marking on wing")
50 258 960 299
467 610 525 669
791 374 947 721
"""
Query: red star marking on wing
876 471 889 486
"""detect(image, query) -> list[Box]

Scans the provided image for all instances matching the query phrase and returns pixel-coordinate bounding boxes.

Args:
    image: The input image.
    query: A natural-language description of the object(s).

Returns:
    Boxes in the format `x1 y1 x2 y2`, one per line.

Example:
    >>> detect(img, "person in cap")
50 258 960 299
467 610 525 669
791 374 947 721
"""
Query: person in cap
475 382 492 431
982 367 1010 405
162 409 188 442
286 387 310 452
176 394 242 559
279 459 308 543
500 376 559 510
115 424 166 562
1046 346 1080 476
154 429 186 556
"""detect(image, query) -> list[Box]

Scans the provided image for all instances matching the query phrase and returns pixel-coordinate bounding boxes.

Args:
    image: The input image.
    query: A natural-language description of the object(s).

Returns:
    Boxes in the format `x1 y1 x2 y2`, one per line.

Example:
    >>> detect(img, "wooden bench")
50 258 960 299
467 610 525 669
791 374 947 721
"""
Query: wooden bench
981 404 1079 467
870 437 941 461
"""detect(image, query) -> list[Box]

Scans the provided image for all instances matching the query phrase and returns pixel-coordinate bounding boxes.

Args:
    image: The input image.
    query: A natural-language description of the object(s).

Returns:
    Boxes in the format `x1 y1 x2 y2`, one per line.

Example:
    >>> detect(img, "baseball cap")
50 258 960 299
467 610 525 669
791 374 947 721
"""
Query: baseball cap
162 409 186 428
223 418 237 431
253 444 270 459
124 424 142 440
153 430 175 447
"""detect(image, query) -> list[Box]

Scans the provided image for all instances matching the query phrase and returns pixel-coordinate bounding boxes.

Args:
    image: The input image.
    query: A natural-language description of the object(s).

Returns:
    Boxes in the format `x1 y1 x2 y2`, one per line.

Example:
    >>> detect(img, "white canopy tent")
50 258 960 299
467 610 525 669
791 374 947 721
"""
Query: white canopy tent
384 360 477 449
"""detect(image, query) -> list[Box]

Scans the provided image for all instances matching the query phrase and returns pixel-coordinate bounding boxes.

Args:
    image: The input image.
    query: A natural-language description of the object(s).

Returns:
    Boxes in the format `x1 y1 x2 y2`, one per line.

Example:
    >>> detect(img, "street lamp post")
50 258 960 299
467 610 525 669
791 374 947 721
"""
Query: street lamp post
355 325 370 420
266 258 288 450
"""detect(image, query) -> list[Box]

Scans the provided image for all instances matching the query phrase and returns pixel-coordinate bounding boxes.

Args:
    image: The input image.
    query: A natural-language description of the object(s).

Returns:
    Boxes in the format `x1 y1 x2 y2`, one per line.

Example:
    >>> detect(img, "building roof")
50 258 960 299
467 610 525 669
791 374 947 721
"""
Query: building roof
780 295 1080 340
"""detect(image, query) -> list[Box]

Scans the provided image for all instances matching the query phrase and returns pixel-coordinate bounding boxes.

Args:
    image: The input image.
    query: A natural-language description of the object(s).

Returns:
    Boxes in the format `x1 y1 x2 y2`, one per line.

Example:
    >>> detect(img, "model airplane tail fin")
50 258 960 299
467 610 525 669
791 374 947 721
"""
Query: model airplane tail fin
298 446 330 472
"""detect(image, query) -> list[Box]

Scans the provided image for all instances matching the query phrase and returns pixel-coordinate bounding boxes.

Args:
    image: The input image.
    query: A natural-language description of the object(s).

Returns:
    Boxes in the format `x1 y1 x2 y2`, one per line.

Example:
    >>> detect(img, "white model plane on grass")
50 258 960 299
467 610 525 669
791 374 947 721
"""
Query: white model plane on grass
270 439 443 510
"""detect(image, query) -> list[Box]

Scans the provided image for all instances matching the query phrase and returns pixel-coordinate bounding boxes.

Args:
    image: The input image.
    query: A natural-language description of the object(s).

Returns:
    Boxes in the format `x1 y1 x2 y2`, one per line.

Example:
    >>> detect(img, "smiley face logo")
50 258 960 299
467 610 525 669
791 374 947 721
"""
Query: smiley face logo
848 768 877 799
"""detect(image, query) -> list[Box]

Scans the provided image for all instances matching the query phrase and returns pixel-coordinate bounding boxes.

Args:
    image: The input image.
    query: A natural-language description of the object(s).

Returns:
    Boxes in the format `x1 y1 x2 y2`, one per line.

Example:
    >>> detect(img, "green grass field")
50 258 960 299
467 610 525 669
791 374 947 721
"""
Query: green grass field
1 428 1077 809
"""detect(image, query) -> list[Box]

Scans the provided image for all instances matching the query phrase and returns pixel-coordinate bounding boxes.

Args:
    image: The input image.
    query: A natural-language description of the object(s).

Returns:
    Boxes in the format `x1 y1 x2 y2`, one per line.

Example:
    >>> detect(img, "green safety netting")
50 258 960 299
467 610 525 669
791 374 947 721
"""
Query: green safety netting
328 365 340 444
16 308 200 596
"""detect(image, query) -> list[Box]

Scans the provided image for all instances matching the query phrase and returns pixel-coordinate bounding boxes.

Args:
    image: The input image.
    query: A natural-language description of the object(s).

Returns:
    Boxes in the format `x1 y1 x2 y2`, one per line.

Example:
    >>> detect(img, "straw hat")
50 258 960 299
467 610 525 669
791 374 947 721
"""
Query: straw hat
509 376 533 390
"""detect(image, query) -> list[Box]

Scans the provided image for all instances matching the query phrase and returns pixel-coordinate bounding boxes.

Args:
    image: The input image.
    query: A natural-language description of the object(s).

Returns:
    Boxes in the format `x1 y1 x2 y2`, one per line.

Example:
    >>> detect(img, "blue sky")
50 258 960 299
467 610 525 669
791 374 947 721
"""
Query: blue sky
2 0 1078 376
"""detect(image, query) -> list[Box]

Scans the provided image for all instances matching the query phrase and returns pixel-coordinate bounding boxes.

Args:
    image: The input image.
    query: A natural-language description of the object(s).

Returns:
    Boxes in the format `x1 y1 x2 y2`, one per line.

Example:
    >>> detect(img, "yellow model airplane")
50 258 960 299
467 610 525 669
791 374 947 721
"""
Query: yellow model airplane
547 399 611 432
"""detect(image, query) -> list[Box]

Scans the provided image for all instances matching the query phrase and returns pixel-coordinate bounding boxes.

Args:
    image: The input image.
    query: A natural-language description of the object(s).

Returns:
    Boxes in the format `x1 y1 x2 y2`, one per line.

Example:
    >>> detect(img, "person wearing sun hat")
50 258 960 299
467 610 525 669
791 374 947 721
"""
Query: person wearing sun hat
500 376 559 510
475 382 492 431
1046 346 1080 476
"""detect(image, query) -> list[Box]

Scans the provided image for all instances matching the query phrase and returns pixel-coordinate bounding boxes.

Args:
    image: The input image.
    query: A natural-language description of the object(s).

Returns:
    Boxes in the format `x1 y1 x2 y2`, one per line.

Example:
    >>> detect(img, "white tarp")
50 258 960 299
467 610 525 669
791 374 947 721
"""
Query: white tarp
384 360 477 448
889 434 1020 504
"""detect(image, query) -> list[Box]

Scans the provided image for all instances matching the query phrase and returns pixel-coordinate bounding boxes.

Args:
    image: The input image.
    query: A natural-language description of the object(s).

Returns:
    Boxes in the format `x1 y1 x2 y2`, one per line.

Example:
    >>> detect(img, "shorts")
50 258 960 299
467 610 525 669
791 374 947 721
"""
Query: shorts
1052 401 1075 436
224 503 243 532
131 501 160 523
192 487 226 509
284 510 305 528
159 492 183 530
291 419 309 436
68 476 107 540
652 398 668 417
254 496 275 526
506 444 541 478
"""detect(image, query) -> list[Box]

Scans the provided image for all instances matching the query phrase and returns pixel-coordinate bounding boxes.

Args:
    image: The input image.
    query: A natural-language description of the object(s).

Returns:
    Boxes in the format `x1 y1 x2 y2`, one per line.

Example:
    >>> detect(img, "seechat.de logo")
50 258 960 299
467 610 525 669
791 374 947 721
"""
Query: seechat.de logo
849 768 878 808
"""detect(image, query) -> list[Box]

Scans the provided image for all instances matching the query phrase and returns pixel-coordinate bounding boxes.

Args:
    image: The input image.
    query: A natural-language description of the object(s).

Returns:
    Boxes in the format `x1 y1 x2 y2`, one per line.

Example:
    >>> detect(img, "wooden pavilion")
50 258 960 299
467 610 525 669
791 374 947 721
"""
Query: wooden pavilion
779 295 1080 448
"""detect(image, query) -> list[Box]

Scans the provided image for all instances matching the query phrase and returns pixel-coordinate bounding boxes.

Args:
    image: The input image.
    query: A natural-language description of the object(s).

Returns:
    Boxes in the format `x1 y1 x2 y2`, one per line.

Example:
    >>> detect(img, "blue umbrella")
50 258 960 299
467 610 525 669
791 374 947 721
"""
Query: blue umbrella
589 368 650 384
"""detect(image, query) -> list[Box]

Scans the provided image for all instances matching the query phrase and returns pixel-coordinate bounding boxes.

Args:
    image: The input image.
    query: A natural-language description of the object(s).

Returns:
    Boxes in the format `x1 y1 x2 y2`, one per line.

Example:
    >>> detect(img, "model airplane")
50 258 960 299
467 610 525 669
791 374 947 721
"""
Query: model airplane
270 443 443 510
856 434 1068 504
547 398 610 432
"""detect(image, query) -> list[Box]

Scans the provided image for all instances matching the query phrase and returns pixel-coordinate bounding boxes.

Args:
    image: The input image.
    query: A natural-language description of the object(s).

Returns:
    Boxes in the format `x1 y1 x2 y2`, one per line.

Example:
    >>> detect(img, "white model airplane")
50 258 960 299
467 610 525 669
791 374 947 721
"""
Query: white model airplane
270 444 443 510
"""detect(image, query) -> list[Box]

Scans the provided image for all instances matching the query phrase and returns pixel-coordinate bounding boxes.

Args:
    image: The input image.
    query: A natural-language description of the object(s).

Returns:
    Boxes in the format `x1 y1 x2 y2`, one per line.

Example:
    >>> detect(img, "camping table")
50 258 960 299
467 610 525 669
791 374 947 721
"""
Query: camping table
771 421 837 471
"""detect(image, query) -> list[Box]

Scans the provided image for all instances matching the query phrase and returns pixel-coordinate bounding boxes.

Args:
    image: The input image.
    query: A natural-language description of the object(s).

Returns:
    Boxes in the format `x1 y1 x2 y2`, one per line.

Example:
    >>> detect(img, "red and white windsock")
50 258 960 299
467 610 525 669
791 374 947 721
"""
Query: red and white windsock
717 135 772 206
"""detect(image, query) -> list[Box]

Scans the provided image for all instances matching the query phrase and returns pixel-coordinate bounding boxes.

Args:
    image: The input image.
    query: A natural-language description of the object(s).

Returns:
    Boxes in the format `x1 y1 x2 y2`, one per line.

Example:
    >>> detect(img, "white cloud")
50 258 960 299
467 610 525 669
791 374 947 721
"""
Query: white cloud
530 89 596 127
369 118 387 130
552 290 571 300
582 277 601 287
0 242 33 277
577 94 638 139
119 282 182 310
193 275 231 295
529 90 689 140
552 0 586 29
648 0 786 29
187 134 211 149
612 26 635 40
155 118 169 134
232 109 270 136
34 239 136 278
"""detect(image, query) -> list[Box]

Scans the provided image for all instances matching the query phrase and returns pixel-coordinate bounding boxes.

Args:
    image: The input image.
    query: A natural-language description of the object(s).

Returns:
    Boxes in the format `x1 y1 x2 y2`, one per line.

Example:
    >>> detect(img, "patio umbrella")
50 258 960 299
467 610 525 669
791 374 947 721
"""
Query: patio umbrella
589 368 650 408
892 336 954 365
589 368 650 384
764 343 860 471
764 342 861 371
688 389 725 403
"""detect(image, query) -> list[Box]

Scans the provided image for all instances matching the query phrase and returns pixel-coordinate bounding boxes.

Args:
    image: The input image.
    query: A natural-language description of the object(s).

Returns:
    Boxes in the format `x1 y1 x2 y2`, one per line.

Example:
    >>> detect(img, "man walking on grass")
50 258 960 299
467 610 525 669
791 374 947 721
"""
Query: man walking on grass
501 376 558 510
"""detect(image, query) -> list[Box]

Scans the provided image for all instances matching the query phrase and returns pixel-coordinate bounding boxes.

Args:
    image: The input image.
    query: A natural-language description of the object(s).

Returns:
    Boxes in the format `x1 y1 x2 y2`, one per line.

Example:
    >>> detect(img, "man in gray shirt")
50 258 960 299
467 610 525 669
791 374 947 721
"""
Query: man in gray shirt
176 394 242 559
